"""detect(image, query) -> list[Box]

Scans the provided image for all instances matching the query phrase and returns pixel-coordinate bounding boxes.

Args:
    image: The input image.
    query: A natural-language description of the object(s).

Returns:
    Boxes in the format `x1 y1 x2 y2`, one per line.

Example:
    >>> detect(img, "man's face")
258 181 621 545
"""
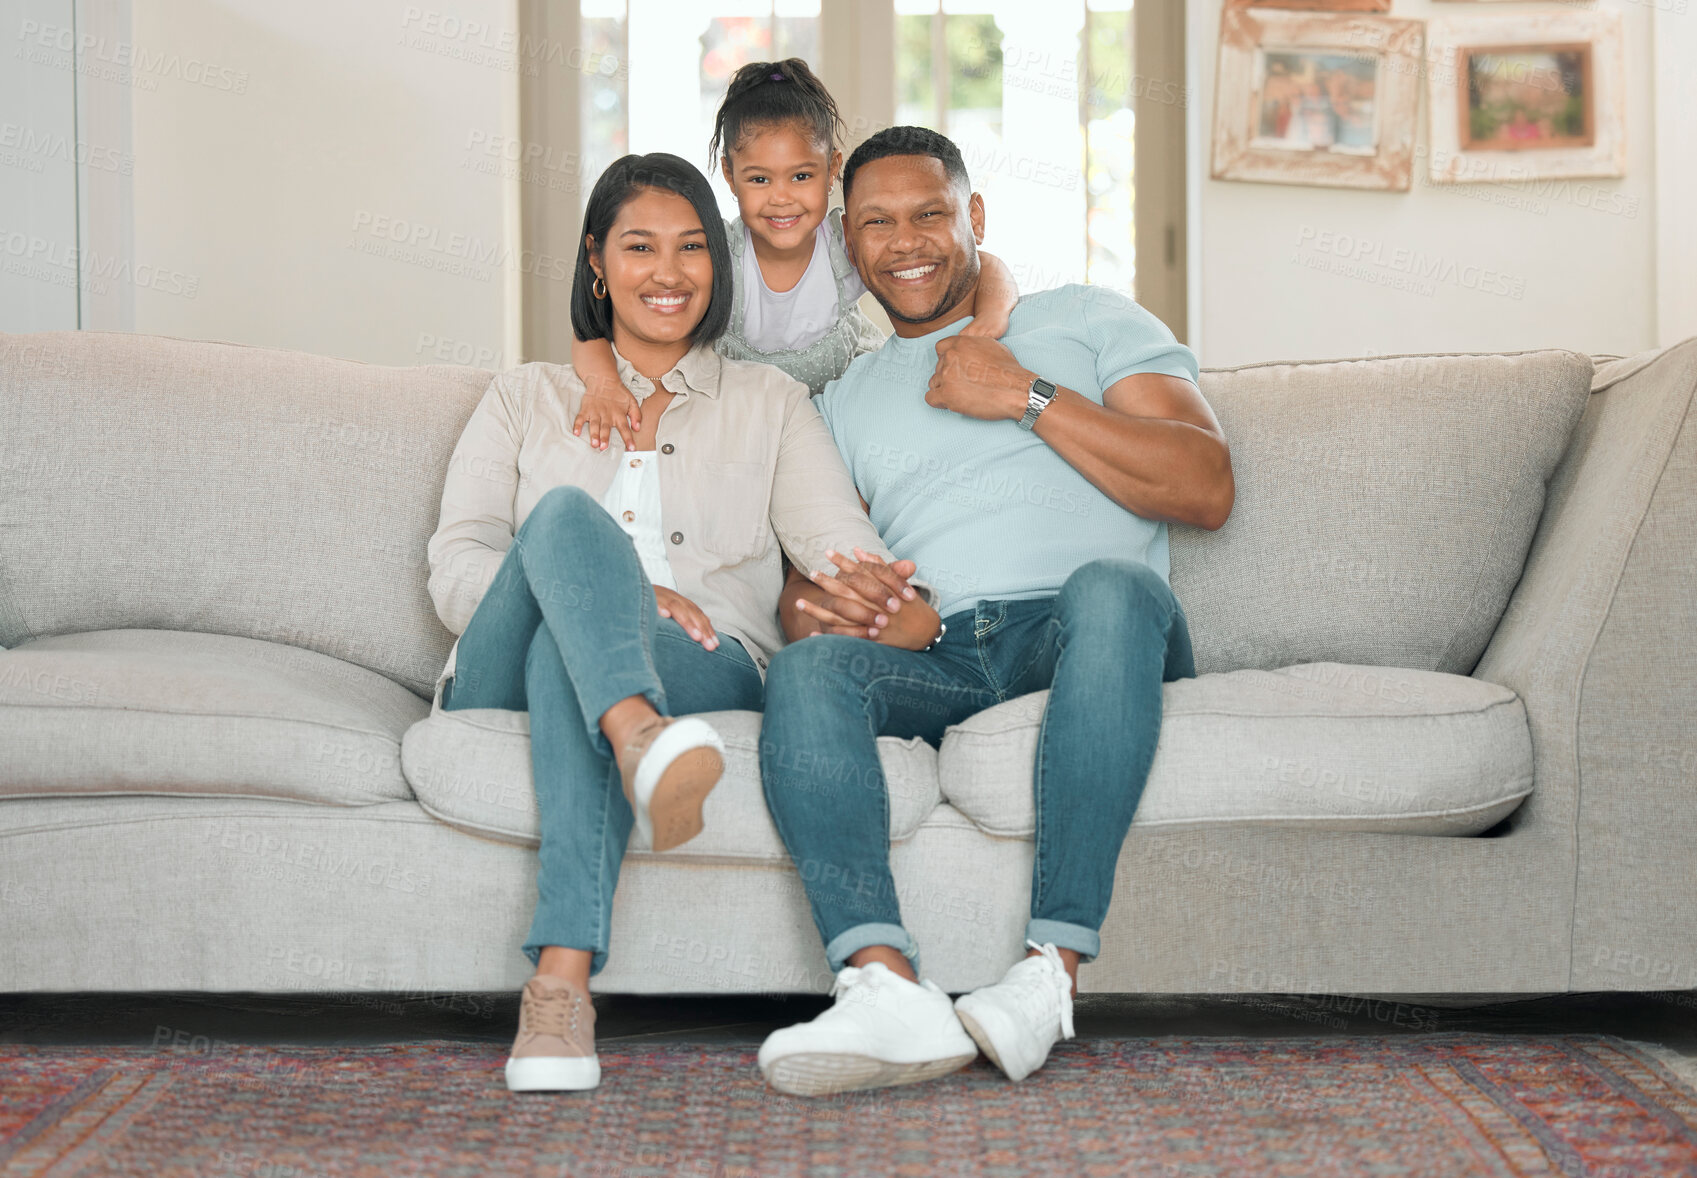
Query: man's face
842 155 985 332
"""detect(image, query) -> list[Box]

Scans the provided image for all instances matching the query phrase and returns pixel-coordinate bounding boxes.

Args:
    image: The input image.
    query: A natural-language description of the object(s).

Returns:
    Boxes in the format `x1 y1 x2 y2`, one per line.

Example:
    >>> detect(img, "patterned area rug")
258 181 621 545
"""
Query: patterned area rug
5 1035 1697 1177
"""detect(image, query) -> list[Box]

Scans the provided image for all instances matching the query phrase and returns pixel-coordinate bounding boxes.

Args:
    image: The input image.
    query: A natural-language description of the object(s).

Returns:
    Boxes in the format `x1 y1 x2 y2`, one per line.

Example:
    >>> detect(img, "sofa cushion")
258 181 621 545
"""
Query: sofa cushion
0 331 491 698
1178 350 1592 675
401 701 940 861
0 629 427 805
938 663 1531 836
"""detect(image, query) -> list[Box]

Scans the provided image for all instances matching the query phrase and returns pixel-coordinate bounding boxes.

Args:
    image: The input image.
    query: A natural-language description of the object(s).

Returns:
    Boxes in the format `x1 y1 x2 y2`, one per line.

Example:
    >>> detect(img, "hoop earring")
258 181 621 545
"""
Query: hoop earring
592 276 608 300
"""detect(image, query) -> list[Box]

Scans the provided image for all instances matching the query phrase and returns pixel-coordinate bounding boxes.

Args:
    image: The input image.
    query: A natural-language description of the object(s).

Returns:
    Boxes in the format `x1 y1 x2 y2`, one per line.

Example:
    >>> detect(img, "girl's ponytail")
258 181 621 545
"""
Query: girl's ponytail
708 57 845 166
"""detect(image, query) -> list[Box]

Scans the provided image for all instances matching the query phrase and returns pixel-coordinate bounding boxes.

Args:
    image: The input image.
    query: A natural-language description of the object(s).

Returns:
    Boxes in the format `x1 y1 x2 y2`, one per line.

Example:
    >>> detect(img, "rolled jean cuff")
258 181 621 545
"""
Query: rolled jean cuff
823 922 919 976
577 672 665 760
1026 919 1099 964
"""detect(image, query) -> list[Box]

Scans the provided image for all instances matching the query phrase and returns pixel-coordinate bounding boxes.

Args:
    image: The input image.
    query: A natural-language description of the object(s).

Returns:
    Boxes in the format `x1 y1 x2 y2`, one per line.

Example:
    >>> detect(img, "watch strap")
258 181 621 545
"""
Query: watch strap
1018 377 1056 431
921 619 947 652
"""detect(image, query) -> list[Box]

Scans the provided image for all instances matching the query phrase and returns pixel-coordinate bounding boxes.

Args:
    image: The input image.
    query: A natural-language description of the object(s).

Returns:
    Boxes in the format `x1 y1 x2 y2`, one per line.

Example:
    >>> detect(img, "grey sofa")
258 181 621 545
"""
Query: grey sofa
1 329 1692 999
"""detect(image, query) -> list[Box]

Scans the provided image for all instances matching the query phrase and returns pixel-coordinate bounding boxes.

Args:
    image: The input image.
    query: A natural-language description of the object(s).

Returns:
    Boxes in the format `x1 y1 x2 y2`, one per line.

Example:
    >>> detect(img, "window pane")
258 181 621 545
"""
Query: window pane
1085 4 1134 291
890 2 1093 298
581 2 630 217
894 13 934 126
625 1 821 221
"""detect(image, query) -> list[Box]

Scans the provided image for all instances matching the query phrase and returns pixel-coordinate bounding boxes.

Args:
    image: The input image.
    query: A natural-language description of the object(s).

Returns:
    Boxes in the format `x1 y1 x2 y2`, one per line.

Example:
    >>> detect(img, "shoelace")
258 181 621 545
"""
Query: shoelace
830 965 873 1002
524 982 584 1041
1014 940 1075 1040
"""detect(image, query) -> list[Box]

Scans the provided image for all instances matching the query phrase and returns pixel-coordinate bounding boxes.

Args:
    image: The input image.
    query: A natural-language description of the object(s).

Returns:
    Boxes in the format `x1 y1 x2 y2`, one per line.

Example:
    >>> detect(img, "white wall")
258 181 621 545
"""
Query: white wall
1190 0 1662 368
72 0 520 367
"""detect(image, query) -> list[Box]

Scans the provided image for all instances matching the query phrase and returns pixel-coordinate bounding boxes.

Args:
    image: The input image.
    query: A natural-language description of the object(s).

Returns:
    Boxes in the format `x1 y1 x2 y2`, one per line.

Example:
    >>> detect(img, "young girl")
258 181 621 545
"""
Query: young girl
570 57 1020 448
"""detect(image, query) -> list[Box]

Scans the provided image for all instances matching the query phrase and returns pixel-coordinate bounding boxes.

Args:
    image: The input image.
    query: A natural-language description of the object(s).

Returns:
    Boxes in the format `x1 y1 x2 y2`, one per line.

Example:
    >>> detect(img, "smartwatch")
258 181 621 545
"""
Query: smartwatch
1018 376 1057 431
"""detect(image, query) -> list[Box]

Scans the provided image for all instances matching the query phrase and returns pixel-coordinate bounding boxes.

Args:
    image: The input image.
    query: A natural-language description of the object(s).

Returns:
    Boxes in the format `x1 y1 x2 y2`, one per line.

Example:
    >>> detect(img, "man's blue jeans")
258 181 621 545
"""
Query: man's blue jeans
759 558 1194 974
441 485 763 976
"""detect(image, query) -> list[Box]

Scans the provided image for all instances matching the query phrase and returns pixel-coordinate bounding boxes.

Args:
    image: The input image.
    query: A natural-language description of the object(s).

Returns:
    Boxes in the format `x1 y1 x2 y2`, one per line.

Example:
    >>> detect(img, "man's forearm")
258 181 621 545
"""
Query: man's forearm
1032 389 1233 530
925 336 1233 531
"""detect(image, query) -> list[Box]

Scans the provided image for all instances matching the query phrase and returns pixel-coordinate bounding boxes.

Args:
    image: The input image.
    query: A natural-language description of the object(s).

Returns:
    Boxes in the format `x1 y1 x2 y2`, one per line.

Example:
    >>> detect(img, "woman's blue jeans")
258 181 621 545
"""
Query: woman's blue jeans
759 558 1194 974
441 485 763 976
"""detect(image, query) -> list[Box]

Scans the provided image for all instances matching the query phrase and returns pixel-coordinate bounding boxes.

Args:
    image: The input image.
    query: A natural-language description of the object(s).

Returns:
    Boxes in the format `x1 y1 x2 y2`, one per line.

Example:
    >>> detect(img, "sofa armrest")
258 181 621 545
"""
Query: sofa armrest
1471 337 1697 987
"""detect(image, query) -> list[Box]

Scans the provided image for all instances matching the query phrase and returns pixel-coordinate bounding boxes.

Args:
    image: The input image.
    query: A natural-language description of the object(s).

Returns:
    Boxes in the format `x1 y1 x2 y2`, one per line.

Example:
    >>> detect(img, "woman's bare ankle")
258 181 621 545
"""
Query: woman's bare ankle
600 695 661 751
535 946 593 990
846 944 917 982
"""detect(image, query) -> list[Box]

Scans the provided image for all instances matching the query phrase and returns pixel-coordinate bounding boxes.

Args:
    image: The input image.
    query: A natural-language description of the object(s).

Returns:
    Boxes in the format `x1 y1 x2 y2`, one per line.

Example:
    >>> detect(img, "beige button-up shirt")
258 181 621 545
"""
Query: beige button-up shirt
425 341 906 697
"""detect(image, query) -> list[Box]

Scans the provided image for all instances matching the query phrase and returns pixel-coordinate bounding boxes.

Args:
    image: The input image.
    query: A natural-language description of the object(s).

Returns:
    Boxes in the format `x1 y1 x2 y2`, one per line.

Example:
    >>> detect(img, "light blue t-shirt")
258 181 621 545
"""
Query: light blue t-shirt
816 284 1201 621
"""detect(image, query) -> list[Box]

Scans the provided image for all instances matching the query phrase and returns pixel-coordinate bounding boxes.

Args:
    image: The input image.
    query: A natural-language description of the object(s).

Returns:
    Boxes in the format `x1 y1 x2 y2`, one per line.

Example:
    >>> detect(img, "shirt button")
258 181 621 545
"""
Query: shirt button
669 531 683 545
661 443 675 455
622 510 635 523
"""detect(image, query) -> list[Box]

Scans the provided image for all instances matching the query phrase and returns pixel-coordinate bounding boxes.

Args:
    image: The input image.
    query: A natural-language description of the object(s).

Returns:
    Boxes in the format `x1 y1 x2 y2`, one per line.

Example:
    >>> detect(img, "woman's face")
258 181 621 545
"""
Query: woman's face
588 186 714 350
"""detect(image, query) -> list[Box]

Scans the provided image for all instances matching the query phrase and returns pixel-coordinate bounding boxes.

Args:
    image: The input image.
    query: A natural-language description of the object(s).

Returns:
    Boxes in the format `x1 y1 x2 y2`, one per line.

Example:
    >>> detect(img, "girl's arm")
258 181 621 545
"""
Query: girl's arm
960 250 1019 339
569 335 639 451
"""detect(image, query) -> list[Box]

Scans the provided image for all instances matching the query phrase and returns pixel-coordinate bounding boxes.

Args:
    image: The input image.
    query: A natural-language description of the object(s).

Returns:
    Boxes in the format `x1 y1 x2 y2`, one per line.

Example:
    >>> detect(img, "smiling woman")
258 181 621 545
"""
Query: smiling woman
571 156 734 356
422 150 939 1097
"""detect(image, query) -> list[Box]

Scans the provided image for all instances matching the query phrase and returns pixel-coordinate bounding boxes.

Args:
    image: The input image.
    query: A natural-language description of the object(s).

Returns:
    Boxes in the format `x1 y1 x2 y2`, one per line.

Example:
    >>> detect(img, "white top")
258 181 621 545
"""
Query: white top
738 220 866 355
598 449 677 591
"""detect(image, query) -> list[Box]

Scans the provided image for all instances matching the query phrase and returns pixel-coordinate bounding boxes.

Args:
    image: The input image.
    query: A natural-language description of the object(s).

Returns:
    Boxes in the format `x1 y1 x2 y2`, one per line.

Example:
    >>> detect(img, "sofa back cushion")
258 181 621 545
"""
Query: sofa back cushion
1175 350 1592 675
0 332 490 697
1 335 1593 688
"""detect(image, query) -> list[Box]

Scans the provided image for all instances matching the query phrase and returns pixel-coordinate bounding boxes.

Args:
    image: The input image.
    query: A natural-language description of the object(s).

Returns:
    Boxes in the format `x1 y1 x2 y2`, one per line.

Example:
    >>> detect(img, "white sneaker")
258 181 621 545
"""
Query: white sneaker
615 715 725 852
758 961 980 1096
953 941 1076 1082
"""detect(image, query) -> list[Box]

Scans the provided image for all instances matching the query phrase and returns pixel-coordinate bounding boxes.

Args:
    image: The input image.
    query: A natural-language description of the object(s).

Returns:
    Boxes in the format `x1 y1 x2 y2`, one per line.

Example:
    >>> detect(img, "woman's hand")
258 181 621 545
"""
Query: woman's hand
573 373 642 452
655 586 719 650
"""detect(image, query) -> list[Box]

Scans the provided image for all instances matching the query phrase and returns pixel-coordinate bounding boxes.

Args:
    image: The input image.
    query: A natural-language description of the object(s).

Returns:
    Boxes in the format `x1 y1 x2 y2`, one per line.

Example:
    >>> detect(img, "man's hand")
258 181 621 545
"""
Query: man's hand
926 335 1033 421
655 586 718 650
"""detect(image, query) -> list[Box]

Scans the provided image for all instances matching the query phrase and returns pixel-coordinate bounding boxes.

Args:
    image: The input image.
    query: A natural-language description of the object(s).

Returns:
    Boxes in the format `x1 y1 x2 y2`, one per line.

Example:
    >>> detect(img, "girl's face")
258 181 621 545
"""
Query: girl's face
721 121 842 254
588 186 714 352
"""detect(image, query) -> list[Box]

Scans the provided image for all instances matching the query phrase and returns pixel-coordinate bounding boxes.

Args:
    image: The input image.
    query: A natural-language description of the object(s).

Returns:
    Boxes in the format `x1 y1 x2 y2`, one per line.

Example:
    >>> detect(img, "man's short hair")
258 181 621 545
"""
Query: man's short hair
841 125 971 204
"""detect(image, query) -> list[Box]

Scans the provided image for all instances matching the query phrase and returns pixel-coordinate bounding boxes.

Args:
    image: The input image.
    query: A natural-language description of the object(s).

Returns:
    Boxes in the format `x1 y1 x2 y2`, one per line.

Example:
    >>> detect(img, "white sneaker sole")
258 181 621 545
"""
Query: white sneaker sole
630 718 725 853
762 1050 977 1097
953 1005 1020 1080
505 1054 601 1092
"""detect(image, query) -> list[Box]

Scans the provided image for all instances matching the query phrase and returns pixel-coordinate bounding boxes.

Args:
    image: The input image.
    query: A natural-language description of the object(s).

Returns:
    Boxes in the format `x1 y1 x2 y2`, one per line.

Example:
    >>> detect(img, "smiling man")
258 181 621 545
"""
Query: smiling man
754 125 1235 1097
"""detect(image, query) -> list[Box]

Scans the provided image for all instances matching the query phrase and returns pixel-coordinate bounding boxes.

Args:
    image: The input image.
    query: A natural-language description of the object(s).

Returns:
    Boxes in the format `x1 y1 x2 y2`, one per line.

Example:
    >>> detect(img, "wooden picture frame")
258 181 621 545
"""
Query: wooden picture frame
1212 9 1425 191
1426 11 1624 183
1226 0 1391 13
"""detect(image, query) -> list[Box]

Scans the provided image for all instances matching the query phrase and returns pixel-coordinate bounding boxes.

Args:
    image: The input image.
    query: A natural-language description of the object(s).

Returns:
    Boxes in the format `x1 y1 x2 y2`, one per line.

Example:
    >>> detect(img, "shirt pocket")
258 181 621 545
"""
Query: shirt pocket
695 459 773 562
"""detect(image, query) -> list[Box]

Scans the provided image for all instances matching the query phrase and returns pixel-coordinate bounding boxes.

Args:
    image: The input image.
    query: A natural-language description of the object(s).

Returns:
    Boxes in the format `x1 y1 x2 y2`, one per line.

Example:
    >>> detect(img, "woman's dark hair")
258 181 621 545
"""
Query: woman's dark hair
707 57 844 166
570 153 733 346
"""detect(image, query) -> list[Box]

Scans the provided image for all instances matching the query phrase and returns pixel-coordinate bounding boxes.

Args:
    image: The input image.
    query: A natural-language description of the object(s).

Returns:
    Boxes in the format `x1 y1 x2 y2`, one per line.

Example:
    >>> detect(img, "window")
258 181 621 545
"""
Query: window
893 0 1137 297
606 0 824 221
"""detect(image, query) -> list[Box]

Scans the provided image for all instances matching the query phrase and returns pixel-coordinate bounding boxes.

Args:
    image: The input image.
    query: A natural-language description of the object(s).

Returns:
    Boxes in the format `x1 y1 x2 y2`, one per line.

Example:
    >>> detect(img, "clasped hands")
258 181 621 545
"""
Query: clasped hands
659 548 937 653
794 548 941 651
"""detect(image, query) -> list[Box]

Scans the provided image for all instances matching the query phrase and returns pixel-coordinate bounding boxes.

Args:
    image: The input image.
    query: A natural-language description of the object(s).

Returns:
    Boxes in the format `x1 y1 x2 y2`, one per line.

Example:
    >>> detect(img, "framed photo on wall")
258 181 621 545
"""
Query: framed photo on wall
1425 10 1624 183
1212 9 1425 191
1225 0 1392 12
